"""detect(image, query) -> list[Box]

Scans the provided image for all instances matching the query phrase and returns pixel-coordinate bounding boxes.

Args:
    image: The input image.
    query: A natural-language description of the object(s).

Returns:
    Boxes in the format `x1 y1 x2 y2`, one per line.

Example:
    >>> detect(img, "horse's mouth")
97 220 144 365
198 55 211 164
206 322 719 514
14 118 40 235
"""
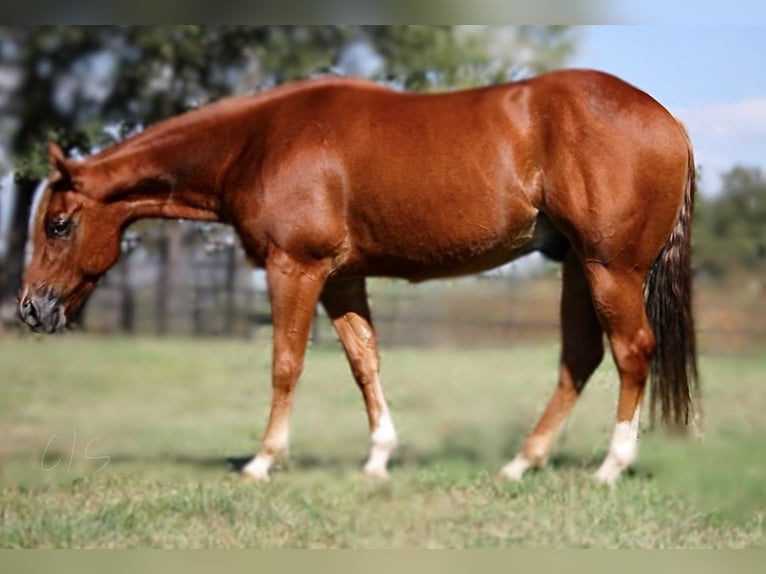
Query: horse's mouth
18 289 67 334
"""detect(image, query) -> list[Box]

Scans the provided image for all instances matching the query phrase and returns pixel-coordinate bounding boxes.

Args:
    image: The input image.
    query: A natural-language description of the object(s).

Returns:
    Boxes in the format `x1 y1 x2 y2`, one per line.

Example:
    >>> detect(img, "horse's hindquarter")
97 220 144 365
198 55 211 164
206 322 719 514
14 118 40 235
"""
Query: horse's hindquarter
529 70 691 269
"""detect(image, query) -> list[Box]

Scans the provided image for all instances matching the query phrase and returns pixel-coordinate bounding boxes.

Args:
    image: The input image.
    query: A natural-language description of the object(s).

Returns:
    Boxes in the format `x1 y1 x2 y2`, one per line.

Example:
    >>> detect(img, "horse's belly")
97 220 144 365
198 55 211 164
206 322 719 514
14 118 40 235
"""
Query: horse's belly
345 210 555 281
404 240 538 282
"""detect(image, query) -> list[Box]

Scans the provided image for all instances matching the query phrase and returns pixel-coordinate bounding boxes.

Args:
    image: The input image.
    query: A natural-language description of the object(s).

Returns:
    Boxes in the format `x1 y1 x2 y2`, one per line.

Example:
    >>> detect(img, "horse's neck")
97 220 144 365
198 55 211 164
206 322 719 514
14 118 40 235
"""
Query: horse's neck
88 132 226 223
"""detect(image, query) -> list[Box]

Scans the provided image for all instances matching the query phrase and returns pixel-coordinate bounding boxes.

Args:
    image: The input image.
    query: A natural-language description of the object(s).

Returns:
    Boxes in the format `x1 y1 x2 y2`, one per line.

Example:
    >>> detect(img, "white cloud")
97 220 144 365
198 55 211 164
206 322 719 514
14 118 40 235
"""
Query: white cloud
676 98 766 143
674 99 766 195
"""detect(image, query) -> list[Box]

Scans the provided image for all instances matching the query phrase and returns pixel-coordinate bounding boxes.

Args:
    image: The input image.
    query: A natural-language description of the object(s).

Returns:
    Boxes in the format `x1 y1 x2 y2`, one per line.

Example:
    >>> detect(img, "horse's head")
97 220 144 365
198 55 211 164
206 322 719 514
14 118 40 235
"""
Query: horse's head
18 143 124 333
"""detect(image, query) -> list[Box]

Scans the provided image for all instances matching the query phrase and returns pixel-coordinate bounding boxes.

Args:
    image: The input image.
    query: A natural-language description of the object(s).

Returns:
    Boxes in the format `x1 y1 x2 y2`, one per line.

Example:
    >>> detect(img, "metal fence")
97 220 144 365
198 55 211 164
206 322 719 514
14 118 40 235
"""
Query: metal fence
78 222 564 346
77 222 766 353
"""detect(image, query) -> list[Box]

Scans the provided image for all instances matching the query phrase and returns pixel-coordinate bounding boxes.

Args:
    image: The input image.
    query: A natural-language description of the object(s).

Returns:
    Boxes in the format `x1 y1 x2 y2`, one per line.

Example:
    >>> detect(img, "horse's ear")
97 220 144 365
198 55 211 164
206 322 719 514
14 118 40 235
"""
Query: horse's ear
48 142 74 188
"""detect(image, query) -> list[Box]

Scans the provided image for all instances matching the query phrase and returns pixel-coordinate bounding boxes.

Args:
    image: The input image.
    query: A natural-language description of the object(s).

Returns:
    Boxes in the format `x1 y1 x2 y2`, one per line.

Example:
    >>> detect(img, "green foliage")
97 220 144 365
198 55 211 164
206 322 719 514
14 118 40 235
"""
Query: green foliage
369 26 577 90
1 26 260 177
693 166 766 277
0 25 577 178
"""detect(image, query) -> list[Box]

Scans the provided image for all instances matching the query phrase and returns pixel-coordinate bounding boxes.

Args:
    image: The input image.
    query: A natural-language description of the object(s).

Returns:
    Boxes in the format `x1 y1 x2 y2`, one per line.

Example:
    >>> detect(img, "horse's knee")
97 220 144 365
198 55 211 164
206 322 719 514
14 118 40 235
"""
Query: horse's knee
272 352 304 387
343 326 380 385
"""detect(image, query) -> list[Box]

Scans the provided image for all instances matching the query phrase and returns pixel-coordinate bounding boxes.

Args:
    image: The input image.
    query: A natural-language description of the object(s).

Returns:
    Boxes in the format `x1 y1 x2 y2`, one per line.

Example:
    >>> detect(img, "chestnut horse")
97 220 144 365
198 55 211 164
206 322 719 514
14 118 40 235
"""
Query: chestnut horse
19 69 698 484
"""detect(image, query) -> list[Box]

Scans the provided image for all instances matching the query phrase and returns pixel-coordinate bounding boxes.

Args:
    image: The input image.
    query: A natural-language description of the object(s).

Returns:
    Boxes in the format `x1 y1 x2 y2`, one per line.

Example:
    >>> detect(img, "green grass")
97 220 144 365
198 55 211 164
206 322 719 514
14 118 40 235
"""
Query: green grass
0 334 764 547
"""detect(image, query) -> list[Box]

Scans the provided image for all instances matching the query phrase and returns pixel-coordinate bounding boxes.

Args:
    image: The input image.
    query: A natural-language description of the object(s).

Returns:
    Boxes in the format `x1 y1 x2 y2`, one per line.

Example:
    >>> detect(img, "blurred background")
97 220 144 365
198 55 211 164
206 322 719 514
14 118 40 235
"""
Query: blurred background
0 25 765 548
0 25 763 352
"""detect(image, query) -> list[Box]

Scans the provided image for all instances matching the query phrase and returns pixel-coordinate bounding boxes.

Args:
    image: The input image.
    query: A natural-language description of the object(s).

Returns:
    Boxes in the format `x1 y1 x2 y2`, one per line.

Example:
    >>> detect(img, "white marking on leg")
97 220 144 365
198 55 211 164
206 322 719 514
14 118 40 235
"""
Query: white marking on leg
595 407 641 485
363 406 397 478
499 432 556 481
499 454 532 481
242 424 290 482
242 453 273 482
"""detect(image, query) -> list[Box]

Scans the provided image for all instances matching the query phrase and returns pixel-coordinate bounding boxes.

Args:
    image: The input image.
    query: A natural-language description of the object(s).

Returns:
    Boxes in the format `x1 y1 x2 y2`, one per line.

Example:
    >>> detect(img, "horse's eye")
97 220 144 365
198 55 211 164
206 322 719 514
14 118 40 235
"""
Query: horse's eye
46 217 73 239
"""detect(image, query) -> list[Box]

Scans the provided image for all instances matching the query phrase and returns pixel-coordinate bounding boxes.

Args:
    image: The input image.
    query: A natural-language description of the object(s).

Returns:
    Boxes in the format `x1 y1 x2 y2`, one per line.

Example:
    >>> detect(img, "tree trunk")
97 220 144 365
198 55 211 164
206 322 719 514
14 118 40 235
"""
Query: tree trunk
0 175 39 329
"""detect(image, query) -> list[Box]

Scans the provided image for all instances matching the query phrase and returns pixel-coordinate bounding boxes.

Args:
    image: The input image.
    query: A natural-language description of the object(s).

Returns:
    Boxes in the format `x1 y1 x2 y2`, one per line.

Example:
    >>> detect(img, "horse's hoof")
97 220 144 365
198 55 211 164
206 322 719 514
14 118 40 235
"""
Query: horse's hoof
240 469 271 483
496 469 523 482
362 465 390 480
497 456 530 481
593 464 621 487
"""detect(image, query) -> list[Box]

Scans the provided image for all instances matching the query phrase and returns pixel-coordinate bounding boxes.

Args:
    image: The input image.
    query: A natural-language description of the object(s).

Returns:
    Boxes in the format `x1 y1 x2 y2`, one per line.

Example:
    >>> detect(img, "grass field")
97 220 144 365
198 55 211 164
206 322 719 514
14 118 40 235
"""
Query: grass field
0 334 765 548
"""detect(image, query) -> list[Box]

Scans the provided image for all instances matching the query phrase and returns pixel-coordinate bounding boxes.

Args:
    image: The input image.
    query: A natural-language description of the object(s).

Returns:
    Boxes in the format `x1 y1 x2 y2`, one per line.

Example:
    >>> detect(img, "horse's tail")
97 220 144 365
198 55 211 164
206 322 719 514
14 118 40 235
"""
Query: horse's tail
644 120 699 427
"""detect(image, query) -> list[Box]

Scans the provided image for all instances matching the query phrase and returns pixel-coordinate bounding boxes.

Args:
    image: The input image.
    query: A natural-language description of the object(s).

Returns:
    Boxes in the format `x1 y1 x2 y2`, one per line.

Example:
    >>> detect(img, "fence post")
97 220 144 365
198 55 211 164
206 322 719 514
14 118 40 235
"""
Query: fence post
155 231 169 335
118 252 134 333
311 304 321 346
223 244 237 336
192 280 204 336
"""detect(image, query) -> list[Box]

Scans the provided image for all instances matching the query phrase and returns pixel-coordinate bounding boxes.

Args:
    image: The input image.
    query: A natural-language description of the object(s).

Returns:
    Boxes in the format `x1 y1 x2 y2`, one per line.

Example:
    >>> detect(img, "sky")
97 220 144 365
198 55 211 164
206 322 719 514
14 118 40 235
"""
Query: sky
570 25 766 195
613 0 766 25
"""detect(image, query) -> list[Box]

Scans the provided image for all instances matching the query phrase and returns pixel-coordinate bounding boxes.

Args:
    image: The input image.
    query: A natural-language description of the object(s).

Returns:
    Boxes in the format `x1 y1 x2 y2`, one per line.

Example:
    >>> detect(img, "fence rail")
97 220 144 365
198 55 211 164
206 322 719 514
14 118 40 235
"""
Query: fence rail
46 222 761 354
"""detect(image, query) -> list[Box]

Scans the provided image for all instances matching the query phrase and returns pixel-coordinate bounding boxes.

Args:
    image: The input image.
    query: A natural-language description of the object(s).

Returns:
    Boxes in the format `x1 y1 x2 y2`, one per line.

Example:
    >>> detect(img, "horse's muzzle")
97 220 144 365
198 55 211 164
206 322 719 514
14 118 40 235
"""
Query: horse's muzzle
18 287 65 333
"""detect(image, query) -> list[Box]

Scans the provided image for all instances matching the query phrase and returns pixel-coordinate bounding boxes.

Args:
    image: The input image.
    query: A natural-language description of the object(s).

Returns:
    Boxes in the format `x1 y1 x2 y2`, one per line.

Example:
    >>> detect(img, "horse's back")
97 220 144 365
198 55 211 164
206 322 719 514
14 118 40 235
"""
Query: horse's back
248 70 691 278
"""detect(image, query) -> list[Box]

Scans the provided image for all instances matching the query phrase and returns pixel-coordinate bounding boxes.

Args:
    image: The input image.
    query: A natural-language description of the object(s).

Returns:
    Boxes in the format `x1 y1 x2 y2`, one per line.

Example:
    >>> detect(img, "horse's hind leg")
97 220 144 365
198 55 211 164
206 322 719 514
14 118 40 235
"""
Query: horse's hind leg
586 263 655 485
321 278 397 478
500 250 604 480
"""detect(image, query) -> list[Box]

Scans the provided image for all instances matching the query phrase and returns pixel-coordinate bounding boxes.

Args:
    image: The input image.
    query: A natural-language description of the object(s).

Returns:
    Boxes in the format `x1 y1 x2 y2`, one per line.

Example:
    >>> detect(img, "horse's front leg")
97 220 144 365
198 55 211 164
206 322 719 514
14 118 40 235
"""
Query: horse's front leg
320 278 398 478
241 250 330 481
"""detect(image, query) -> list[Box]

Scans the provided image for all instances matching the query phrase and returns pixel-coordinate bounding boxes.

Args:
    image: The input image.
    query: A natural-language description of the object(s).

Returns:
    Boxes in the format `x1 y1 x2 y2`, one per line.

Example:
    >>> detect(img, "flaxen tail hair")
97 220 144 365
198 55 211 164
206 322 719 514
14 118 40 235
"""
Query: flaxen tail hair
644 120 699 427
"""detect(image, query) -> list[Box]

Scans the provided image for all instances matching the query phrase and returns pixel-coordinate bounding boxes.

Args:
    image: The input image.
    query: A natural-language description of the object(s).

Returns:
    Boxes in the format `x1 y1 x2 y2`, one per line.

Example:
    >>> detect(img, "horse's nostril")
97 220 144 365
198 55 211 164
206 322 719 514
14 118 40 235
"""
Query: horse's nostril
19 296 40 325
27 300 39 322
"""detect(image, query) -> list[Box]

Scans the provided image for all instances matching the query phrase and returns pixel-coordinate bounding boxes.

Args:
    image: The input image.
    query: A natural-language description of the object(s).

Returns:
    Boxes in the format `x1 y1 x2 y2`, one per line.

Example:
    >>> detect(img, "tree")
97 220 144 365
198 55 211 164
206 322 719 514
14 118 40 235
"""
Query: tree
693 166 766 278
367 26 577 89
